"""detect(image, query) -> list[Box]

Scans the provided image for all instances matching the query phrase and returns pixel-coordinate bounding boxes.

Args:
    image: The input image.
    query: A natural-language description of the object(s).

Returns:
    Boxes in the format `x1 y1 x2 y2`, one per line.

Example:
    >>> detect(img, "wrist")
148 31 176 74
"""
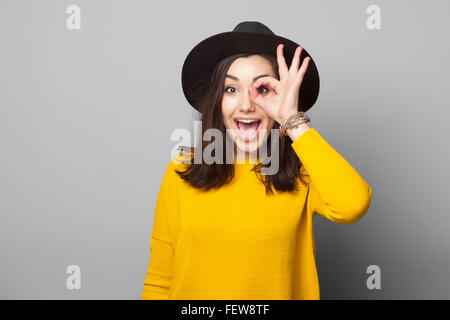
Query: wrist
278 111 311 138
278 111 299 126
286 122 311 141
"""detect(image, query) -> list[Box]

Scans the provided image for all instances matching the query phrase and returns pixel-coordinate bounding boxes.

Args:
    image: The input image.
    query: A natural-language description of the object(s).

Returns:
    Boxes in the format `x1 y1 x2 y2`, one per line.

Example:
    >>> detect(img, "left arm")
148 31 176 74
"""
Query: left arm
248 43 372 222
288 123 373 224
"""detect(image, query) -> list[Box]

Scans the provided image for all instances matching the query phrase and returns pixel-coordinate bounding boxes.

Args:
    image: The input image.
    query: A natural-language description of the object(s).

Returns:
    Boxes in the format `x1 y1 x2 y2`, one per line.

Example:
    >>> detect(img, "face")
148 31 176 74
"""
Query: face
221 55 276 158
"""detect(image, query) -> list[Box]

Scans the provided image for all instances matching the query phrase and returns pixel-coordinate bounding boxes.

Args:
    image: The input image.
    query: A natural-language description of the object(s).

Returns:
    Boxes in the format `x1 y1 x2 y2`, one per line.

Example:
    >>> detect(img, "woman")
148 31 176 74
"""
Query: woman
141 21 372 300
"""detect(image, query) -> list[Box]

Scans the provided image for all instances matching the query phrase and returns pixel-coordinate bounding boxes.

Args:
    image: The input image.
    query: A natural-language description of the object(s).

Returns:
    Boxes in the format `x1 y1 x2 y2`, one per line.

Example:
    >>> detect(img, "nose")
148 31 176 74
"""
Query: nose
239 87 256 112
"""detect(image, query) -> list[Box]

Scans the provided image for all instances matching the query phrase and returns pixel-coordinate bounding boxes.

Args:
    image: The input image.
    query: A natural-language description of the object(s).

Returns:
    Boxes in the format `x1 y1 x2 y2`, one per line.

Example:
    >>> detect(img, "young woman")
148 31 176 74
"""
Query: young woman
141 21 372 300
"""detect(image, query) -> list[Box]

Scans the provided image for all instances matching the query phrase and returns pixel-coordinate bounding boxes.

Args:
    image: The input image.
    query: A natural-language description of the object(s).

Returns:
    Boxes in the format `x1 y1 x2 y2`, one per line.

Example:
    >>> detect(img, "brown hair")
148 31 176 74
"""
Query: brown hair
176 53 304 195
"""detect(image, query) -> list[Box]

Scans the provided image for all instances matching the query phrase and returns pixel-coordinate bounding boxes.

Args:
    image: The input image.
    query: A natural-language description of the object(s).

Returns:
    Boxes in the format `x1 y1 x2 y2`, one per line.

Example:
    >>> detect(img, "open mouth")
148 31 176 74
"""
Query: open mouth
234 119 262 142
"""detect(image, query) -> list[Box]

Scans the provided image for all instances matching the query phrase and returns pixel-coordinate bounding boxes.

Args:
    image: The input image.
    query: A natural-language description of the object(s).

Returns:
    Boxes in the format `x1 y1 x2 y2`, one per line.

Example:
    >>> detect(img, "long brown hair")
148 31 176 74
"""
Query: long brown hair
176 53 304 195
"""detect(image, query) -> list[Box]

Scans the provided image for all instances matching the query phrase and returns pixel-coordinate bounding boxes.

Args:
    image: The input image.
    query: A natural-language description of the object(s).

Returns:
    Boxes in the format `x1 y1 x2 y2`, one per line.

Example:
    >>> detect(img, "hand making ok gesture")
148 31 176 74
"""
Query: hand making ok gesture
249 44 311 125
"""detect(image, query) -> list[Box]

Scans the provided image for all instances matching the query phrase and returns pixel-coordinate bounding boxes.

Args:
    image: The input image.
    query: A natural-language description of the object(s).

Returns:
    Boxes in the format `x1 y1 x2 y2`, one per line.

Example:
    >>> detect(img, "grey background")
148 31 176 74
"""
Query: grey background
1 0 449 299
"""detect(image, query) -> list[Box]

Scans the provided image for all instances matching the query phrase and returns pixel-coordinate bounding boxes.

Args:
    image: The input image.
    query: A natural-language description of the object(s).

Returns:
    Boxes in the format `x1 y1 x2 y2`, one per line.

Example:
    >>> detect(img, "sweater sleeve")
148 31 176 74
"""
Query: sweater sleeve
141 160 178 300
291 128 373 224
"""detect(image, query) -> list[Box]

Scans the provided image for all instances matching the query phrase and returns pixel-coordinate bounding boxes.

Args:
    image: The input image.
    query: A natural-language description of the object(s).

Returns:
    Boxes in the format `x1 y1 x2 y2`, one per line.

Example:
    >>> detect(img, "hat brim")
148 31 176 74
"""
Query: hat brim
181 31 320 113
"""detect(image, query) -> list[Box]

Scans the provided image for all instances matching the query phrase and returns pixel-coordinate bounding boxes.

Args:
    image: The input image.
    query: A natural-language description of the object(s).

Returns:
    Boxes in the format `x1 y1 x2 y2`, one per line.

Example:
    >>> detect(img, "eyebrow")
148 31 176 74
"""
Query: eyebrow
225 74 269 82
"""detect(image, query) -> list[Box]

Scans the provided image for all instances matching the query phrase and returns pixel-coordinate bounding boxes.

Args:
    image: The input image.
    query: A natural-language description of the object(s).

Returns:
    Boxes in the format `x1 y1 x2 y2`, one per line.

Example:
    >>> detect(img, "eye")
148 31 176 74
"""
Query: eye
257 86 269 94
224 86 237 94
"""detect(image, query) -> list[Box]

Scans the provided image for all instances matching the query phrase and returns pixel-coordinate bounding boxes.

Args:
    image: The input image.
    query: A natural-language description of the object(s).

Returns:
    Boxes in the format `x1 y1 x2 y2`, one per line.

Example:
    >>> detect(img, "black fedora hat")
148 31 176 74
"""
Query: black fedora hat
181 21 320 113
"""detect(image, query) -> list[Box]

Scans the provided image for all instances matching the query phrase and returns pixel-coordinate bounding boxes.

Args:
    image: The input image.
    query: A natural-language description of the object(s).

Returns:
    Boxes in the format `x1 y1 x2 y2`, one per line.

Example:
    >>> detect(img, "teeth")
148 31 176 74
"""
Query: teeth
236 119 259 123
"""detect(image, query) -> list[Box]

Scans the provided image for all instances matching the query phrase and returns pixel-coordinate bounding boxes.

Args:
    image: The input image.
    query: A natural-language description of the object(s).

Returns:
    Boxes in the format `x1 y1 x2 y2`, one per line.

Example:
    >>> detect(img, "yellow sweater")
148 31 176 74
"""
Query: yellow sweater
141 128 372 300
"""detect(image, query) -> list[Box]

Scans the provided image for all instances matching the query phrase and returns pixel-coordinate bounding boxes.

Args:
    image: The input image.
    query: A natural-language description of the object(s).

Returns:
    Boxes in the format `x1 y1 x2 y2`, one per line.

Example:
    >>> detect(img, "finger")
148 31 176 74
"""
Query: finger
277 44 289 77
249 86 271 111
252 76 279 93
294 56 311 87
298 56 311 77
289 46 303 74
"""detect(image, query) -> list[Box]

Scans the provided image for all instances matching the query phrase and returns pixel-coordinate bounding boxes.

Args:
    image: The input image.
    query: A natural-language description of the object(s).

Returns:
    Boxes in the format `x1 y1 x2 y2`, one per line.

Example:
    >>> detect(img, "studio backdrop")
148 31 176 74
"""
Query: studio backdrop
0 0 449 299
